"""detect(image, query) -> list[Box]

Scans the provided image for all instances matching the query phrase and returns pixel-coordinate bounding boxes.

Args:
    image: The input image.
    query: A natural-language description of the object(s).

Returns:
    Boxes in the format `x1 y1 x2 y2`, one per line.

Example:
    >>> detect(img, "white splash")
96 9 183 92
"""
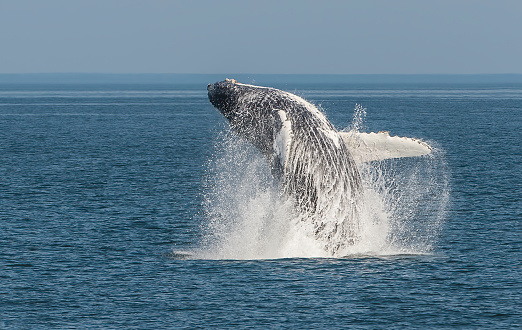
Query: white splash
195 105 450 260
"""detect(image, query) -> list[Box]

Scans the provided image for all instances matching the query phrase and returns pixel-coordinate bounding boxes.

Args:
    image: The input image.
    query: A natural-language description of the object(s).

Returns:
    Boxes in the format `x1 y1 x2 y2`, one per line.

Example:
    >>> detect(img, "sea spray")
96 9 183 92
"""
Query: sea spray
343 104 450 255
197 105 450 259
199 130 327 259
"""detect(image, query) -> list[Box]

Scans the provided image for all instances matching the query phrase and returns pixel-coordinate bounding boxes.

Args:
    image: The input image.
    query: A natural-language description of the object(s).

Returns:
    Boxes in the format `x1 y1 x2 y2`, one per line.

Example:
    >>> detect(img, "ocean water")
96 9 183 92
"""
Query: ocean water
0 75 520 328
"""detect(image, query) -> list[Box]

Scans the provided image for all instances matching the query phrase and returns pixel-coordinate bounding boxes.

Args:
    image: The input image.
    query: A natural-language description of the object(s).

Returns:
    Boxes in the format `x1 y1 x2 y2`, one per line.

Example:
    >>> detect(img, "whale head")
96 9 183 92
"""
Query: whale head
207 78 242 122
207 79 277 158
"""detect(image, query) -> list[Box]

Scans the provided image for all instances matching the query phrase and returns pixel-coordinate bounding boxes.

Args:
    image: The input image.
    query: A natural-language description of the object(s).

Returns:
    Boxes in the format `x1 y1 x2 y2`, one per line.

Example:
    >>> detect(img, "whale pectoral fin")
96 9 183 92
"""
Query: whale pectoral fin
271 109 293 171
340 131 432 163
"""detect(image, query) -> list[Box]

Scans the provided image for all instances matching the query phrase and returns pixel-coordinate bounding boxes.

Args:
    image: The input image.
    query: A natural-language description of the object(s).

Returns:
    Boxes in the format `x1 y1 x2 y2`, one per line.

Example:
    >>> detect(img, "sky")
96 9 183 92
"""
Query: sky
1 0 521 74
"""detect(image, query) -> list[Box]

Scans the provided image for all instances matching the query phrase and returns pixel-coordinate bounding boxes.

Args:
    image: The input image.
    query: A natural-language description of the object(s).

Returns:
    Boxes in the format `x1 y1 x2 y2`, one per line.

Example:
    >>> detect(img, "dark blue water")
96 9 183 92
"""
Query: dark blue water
1 77 520 328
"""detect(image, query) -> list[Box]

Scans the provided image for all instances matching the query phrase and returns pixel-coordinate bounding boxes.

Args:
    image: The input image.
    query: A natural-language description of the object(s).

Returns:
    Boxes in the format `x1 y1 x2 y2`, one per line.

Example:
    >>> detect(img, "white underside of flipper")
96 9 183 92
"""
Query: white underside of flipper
340 131 432 163
273 110 293 169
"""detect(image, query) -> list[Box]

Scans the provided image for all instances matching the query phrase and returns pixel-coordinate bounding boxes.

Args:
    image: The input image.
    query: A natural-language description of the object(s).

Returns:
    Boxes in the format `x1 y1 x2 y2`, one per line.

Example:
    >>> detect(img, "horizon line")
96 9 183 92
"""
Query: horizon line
2 73 522 85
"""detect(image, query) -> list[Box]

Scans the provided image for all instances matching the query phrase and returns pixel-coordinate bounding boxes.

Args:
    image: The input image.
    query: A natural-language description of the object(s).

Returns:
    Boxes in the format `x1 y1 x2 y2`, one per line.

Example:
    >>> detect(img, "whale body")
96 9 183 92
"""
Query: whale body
207 79 431 255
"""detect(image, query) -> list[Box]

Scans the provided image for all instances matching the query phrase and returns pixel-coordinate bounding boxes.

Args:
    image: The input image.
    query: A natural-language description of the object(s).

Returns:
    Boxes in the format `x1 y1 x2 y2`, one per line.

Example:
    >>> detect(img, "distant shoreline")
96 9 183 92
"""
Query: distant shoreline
1 73 522 85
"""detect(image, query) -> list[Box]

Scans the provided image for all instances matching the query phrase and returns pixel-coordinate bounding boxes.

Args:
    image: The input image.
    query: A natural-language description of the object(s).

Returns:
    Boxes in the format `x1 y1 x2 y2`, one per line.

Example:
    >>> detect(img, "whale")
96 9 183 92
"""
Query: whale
207 79 431 255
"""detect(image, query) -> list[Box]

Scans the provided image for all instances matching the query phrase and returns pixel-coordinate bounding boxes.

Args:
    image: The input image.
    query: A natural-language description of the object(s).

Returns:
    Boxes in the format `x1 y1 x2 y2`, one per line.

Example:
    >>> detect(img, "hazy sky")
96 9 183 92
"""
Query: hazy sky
1 0 521 74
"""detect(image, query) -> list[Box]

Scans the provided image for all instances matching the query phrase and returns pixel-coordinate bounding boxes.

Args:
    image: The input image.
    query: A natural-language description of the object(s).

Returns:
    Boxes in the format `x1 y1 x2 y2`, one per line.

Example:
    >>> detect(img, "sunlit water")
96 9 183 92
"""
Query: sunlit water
0 77 520 328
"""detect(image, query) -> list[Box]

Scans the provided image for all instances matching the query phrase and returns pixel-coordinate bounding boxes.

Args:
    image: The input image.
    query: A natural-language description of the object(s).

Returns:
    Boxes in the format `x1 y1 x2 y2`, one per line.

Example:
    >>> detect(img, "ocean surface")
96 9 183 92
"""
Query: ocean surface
0 75 520 328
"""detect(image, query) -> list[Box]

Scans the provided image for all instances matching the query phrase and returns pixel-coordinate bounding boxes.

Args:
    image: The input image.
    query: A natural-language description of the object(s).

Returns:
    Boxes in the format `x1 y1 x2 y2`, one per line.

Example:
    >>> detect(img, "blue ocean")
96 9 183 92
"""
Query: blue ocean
0 74 520 328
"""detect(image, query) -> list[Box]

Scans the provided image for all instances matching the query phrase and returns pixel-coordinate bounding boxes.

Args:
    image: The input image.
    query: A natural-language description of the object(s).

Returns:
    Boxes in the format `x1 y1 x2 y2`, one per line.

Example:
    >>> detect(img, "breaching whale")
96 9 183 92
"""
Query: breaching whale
207 79 431 255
